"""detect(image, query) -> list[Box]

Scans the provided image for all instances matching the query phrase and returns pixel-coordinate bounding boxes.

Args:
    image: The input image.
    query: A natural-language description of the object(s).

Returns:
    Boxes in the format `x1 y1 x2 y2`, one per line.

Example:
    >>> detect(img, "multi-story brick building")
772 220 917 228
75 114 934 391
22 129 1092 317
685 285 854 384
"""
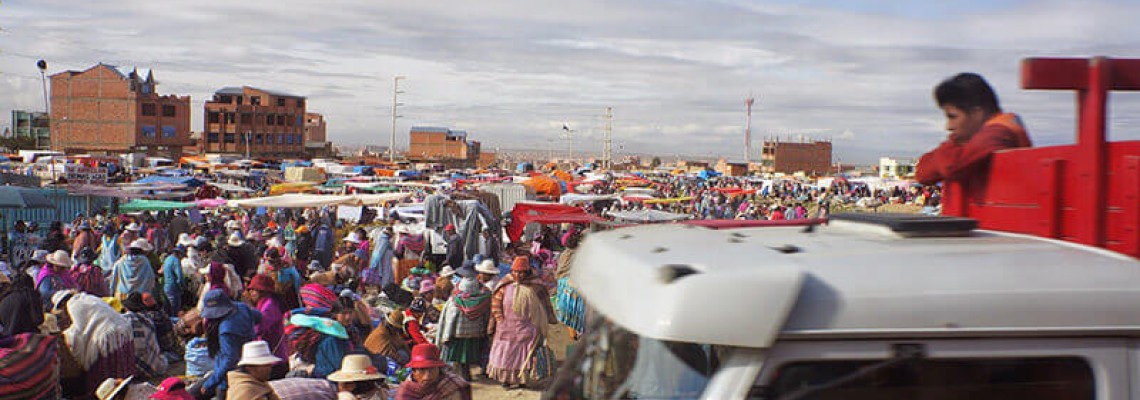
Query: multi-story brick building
760 138 832 175
11 110 50 149
408 126 482 167
201 86 306 158
50 64 192 158
304 112 326 143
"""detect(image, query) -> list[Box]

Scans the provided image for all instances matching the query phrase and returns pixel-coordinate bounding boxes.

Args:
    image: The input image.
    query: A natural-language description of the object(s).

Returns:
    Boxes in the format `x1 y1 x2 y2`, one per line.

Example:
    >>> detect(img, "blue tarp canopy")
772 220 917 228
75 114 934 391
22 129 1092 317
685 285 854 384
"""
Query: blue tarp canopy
135 175 204 187
696 170 721 180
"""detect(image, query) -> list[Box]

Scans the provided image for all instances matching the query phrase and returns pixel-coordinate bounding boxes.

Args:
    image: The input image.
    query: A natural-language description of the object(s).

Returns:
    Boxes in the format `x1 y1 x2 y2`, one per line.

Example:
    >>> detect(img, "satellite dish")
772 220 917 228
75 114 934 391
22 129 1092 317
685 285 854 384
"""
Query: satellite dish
36 60 47 71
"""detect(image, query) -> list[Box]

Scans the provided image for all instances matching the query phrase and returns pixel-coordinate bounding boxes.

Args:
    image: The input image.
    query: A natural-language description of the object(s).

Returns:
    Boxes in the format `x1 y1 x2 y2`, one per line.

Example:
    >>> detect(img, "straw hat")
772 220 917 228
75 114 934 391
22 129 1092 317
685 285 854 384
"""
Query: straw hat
475 259 498 275
227 232 245 247
327 354 385 382
46 250 72 268
125 222 141 231
439 266 456 278
95 376 134 400
224 220 241 231
406 343 447 369
343 232 361 243
31 250 49 263
238 340 282 366
176 233 195 247
128 238 153 252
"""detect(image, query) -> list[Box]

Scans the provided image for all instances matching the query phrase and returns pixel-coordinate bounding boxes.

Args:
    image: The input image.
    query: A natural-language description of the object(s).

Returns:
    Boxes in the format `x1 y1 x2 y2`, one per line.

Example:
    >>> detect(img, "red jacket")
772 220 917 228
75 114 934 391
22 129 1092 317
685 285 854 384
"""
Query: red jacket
916 113 1031 186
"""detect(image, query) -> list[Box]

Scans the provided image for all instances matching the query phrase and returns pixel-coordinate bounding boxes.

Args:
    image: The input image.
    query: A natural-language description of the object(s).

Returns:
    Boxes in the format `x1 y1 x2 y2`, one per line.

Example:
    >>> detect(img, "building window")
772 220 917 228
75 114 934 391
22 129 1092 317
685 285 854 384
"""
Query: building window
297 115 304 127
142 125 157 138
142 103 156 116
224 113 236 124
236 96 243 105
296 134 304 144
266 114 275 125
208 111 220 124
277 134 284 144
256 134 264 144
277 98 286 107
251 96 261 106
276 115 285 125
162 125 175 138
285 114 294 127
162 105 176 117
286 134 293 145
224 133 235 143
208 132 219 143
241 113 252 124
297 99 304 108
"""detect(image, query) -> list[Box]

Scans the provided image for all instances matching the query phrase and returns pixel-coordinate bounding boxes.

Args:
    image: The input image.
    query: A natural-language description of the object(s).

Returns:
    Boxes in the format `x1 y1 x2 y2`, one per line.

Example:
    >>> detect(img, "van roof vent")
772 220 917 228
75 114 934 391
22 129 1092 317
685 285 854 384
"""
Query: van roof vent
830 213 977 235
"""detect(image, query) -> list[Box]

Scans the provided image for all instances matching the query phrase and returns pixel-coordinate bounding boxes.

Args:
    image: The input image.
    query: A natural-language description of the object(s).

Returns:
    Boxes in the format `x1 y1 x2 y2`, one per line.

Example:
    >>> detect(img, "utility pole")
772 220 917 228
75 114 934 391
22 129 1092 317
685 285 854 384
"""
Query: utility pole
390 76 405 163
561 123 574 162
603 107 613 170
745 94 755 164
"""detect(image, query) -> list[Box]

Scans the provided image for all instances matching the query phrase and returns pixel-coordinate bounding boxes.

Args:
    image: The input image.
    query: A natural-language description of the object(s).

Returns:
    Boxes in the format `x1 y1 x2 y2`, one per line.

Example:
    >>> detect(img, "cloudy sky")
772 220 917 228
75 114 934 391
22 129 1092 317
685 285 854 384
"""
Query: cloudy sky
2 0 1138 164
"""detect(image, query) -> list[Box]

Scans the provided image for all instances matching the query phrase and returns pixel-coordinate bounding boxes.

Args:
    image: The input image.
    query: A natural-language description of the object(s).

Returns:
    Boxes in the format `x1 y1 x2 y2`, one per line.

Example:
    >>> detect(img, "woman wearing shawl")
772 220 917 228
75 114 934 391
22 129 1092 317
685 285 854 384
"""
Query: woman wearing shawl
363 228 394 291
486 256 557 389
97 224 121 274
110 239 156 299
72 248 109 297
121 292 168 379
37 250 79 308
55 292 136 399
0 273 43 335
554 232 587 338
245 274 289 365
436 277 491 381
286 285 352 379
395 343 471 400
364 310 412 365
197 261 243 312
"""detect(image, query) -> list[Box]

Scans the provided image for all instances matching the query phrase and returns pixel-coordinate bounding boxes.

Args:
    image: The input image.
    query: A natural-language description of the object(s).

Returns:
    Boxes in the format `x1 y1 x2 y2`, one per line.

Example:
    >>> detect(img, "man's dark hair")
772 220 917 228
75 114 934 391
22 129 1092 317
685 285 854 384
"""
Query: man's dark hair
934 73 1001 114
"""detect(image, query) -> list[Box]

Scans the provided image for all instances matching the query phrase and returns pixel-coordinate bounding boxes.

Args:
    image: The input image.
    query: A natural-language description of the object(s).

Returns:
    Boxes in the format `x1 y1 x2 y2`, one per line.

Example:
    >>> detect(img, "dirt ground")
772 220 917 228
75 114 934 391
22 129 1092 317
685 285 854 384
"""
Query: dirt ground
469 324 575 399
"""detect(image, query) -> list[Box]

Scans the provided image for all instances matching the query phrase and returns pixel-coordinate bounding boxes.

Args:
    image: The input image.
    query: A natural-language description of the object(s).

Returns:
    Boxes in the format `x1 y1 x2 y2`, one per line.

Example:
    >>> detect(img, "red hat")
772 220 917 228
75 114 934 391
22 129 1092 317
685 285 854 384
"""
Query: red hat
248 274 276 293
511 256 530 272
444 224 455 232
150 377 193 400
406 343 447 369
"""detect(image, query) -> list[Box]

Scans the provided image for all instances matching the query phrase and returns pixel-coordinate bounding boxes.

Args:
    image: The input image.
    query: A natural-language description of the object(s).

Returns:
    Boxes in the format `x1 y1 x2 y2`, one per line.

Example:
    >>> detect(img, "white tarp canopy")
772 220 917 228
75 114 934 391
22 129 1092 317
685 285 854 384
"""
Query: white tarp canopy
607 209 691 223
559 193 619 205
227 192 412 208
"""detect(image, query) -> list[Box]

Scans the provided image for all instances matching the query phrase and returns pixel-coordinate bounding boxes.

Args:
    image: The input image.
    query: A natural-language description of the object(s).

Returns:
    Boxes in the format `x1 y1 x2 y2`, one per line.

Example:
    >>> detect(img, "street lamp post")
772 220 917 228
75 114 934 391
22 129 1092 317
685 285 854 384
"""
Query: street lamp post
390 76 405 163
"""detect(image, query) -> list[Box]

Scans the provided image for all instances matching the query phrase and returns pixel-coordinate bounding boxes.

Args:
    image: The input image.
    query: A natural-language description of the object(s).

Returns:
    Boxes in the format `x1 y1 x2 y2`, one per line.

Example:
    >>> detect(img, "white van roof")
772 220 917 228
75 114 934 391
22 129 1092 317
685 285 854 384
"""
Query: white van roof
570 215 1140 348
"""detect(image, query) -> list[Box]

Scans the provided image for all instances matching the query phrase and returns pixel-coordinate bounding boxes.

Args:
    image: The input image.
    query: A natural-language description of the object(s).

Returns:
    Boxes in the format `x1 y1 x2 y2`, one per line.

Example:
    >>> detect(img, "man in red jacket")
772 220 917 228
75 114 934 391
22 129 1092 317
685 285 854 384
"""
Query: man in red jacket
916 73 1032 189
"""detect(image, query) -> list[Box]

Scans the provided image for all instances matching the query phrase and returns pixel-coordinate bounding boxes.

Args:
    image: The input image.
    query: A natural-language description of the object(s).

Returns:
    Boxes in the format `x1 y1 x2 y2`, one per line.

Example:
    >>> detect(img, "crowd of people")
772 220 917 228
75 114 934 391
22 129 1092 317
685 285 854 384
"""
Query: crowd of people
0 193 591 400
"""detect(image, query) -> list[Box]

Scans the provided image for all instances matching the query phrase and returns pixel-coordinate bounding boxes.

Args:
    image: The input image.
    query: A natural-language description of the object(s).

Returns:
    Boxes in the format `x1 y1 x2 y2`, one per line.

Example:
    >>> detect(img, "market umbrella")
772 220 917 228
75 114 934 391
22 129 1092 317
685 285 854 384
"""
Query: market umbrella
0 186 54 209
119 199 195 212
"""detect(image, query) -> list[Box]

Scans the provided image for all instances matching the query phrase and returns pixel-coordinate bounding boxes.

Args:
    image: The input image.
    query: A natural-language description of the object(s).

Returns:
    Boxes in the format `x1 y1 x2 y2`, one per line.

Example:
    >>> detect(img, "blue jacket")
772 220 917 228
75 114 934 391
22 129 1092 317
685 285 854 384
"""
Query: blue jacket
313 334 349 379
162 254 182 290
201 302 261 391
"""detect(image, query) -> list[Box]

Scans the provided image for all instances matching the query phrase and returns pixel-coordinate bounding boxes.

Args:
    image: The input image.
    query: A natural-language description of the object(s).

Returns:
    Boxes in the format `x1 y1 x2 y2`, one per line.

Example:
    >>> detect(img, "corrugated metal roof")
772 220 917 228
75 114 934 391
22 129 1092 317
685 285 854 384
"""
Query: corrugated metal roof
213 86 304 98
411 126 450 133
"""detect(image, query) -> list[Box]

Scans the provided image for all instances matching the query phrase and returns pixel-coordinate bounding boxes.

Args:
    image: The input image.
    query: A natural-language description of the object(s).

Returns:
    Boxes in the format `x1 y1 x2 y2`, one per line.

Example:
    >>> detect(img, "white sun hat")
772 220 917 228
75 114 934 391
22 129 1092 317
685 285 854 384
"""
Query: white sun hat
237 340 283 366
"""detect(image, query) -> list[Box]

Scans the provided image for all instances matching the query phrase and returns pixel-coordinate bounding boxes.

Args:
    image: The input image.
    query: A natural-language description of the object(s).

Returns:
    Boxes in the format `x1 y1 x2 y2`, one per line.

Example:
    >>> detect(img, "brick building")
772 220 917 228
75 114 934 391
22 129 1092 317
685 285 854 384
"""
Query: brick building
760 139 832 175
408 126 482 167
50 64 192 158
11 110 50 149
303 112 327 143
202 86 306 158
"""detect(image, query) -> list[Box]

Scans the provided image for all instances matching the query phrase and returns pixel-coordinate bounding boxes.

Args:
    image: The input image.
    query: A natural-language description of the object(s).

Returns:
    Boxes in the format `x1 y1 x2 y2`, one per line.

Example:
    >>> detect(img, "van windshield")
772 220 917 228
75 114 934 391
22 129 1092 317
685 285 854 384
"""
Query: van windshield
554 314 723 399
